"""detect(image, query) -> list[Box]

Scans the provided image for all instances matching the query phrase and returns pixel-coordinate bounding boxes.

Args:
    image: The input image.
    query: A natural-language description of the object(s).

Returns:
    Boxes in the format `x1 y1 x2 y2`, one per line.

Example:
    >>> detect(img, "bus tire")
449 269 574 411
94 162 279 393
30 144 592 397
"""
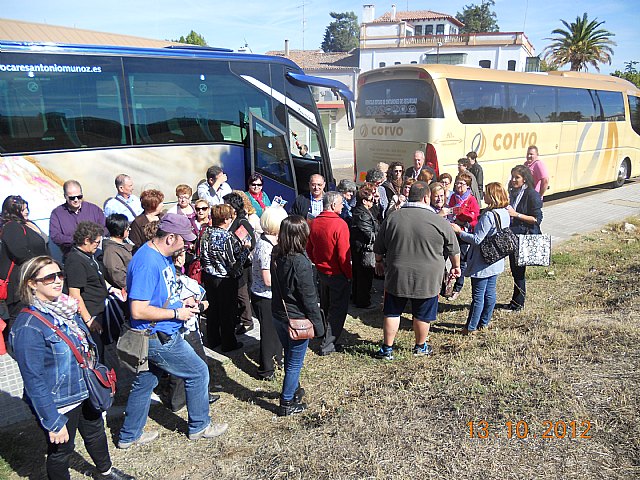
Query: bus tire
612 159 630 188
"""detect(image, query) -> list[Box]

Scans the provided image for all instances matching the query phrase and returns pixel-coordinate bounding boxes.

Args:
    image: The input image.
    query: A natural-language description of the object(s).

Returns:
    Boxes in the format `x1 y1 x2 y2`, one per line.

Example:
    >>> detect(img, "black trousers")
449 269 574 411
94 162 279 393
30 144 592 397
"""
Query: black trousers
167 329 208 411
318 272 351 354
203 274 239 350
42 400 111 480
237 266 253 328
509 254 527 308
251 293 283 378
351 252 375 307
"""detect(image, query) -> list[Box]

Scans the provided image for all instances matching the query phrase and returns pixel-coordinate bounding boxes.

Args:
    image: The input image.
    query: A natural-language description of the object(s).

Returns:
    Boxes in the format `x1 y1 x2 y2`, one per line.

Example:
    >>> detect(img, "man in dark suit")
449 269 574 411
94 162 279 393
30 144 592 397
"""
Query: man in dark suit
289 174 325 219
404 150 435 180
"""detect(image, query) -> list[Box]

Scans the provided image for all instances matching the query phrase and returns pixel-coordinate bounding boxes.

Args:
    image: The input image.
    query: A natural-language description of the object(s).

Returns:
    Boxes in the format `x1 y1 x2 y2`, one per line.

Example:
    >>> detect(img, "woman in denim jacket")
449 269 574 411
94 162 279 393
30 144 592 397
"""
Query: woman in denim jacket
451 183 511 334
9 256 133 480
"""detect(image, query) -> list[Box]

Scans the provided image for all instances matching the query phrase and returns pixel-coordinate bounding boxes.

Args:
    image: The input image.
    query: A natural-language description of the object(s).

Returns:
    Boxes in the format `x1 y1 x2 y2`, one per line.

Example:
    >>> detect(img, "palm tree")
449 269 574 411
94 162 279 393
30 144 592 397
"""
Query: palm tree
543 13 616 72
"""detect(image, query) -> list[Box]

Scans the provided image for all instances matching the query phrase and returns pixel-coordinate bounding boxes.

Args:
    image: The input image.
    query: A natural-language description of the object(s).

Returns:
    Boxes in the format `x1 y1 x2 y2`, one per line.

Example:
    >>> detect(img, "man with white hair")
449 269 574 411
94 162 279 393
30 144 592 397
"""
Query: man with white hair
104 174 143 222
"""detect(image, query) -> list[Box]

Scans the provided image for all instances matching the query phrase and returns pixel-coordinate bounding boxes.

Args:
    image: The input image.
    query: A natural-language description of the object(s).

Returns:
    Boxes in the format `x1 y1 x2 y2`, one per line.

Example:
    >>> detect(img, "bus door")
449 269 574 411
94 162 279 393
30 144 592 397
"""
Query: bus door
249 114 297 207
559 121 578 190
288 112 328 192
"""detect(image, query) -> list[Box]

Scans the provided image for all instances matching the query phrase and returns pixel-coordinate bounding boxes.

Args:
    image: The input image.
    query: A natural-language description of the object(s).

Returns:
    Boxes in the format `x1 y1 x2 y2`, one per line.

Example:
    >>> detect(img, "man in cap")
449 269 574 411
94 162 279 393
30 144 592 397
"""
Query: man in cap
117 213 228 448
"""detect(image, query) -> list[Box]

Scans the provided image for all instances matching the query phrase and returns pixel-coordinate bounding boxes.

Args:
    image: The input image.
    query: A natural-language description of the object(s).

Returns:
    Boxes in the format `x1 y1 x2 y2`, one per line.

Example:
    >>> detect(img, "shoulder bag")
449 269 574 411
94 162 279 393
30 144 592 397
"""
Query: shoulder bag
516 232 551 267
274 260 315 341
23 308 116 412
478 211 519 265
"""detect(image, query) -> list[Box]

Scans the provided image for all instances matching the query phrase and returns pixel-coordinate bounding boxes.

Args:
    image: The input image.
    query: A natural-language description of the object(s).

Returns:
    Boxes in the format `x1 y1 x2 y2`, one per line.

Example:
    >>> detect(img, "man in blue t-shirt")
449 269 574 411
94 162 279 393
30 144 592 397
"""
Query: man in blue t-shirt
118 214 228 448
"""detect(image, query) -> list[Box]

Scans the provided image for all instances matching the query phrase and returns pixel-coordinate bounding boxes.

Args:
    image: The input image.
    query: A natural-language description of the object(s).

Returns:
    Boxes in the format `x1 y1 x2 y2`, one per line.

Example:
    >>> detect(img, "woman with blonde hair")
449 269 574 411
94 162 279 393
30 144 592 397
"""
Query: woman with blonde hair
451 182 510 334
250 206 288 380
10 255 134 480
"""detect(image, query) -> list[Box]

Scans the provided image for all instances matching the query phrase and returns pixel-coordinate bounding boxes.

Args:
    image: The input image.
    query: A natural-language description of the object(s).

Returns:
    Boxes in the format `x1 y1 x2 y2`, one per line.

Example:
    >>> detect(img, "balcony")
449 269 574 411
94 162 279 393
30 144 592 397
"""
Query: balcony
360 31 535 56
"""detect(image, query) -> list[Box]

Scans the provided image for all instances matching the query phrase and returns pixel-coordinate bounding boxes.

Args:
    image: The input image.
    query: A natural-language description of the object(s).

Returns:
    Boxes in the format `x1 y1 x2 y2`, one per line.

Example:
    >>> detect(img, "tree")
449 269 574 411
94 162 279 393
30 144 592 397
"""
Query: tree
455 0 498 34
543 13 616 72
611 61 640 88
173 30 207 46
321 11 359 52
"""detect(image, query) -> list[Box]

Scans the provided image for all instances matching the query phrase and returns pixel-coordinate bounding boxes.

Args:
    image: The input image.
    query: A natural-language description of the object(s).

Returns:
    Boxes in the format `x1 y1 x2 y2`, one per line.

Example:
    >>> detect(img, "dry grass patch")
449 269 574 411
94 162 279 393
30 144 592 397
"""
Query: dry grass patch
1 218 639 479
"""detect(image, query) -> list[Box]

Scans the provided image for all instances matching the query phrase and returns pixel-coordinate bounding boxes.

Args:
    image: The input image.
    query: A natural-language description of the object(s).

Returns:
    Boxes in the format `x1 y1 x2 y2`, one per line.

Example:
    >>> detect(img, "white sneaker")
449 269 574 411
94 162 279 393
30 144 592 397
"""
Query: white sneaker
188 422 229 440
117 430 159 449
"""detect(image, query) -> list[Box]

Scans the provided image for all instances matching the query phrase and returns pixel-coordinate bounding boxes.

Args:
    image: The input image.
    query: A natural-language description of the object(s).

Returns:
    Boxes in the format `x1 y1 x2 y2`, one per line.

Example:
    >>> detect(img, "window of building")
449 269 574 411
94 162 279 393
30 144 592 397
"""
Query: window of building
423 53 467 65
479 60 491 69
415 25 423 36
379 62 386 67
507 60 516 71
425 25 433 35
436 24 445 35
410 61 418 64
394 62 401 65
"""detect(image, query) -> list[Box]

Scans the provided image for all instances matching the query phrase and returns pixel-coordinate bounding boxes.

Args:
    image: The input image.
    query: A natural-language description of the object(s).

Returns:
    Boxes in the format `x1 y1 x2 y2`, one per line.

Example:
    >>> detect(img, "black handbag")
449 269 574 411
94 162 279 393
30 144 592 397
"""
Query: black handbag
479 210 518 265
24 308 116 412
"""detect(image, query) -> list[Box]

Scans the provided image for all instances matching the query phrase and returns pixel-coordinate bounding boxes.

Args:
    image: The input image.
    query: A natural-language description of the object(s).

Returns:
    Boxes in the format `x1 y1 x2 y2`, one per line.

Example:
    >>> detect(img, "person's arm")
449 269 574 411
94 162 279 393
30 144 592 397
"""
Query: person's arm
337 223 352 279
103 249 128 291
2 222 32 263
11 323 69 435
130 299 197 322
48 209 73 251
197 182 215 206
539 177 549 197
458 211 493 245
292 258 324 336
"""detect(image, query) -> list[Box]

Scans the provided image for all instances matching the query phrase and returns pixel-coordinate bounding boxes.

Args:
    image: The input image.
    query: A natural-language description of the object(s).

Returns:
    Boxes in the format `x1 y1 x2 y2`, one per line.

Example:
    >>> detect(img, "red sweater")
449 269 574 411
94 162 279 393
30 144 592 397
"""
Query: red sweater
448 192 480 229
307 211 352 279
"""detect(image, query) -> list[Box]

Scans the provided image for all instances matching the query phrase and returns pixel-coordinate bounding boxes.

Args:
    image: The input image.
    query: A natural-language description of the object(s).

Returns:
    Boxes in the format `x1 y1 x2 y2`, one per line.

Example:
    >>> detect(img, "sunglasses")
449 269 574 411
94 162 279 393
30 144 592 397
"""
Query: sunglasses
67 195 83 201
195 206 209 212
250 183 263 187
34 271 65 285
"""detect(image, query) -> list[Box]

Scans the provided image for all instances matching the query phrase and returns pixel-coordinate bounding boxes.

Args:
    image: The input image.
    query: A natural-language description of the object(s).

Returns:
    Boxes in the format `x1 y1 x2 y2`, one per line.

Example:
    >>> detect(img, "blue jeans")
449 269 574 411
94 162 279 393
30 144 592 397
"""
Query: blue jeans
466 275 498 331
274 318 309 402
119 333 210 442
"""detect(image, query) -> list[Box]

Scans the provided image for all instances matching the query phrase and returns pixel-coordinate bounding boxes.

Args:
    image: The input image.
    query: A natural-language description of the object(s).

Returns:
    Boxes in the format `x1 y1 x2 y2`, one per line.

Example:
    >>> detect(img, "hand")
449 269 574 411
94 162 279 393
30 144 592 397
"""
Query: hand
441 207 451 216
49 425 69 444
175 306 199 321
506 205 518 217
87 317 102 334
200 300 209 311
374 261 385 276
450 223 462 234
449 267 462 278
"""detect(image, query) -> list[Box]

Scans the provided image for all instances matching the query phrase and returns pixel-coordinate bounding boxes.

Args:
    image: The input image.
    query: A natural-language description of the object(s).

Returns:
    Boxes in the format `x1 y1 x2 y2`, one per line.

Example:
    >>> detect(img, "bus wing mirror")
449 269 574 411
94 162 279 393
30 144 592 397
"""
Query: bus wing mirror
286 72 356 130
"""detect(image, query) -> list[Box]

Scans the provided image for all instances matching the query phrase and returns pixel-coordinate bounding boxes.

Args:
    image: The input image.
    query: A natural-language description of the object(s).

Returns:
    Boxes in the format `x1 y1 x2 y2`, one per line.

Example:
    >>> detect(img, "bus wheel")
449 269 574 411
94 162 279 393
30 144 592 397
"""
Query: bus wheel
612 159 629 188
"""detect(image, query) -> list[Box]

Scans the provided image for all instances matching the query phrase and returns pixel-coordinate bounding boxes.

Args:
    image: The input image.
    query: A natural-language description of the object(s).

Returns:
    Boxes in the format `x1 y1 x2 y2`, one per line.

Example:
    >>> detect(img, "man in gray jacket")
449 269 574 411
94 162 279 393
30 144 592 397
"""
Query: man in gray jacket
373 181 461 359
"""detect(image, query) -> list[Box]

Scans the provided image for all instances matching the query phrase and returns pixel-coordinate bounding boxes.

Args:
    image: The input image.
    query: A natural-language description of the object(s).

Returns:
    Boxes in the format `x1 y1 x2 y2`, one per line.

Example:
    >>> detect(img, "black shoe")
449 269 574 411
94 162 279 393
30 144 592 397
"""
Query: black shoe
236 324 254 335
102 467 136 480
209 393 220 404
278 399 307 417
221 342 244 352
293 386 305 404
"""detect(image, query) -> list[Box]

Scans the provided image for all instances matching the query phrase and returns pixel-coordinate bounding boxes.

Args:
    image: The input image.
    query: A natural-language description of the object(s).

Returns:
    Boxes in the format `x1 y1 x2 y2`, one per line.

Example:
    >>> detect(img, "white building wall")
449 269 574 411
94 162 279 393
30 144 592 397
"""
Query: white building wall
360 45 531 72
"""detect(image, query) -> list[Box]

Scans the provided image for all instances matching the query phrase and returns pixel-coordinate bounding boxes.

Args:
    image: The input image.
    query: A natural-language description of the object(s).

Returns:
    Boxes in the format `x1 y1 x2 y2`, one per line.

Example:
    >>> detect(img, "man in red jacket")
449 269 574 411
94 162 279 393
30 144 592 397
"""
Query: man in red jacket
307 191 352 356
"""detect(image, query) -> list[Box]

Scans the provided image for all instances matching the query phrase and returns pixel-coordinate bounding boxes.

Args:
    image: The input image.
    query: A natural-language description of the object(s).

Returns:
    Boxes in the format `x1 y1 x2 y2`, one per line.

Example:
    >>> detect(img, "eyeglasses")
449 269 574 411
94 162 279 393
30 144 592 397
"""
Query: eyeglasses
250 183 263 187
67 195 83 201
34 271 65 285
195 206 209 212
393 169 403 173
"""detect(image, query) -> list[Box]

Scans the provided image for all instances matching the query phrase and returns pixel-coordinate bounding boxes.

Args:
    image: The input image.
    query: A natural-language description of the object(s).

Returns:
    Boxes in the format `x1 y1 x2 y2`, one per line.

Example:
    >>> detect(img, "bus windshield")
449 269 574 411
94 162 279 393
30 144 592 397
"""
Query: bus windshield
356 79 443 120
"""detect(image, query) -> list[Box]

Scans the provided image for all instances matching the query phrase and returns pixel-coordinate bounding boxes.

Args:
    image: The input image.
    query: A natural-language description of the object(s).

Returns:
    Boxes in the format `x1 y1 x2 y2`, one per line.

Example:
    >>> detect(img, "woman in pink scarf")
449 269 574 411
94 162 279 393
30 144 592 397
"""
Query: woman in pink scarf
245 173 271 218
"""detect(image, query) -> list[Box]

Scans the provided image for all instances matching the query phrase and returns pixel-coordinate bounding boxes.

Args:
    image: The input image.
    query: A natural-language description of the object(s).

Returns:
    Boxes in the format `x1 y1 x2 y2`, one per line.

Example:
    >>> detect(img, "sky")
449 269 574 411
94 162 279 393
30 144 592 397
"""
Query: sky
3 0 637 74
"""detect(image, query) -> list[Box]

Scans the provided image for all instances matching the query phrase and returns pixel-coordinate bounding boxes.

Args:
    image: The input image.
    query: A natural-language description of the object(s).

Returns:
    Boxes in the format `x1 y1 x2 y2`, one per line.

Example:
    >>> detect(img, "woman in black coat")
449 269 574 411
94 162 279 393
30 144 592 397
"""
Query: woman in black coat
0 195 49 331
505 165 543 311
350 185 379 308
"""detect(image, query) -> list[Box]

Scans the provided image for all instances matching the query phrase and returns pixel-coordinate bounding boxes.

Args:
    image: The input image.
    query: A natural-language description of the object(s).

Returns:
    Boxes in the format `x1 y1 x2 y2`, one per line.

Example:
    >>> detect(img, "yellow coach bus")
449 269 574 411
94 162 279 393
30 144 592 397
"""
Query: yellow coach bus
354 64 640 194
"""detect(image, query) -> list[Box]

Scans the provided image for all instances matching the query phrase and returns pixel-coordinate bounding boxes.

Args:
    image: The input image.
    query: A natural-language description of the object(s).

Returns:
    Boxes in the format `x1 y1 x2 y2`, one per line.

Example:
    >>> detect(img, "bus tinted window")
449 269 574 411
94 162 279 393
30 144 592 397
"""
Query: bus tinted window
507 83 556 123
124 58 273 145
0 53 127 153
630 96 640 135
449 80 508 123
597 90 625 121
555 87 596 122
356 79 443 119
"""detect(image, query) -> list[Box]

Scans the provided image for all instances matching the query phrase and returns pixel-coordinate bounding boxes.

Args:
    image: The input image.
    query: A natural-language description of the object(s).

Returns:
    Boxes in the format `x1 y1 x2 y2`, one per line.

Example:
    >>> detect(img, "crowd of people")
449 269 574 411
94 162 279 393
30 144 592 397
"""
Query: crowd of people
0 146 548 479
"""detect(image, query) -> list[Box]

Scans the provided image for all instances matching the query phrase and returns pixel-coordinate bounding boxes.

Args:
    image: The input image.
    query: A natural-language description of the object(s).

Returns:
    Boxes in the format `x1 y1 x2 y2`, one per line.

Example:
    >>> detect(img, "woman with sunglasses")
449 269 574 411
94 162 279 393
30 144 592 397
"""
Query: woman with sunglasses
245 173 271 218
0 195 49 334
9 256 135 480
194 199 211 231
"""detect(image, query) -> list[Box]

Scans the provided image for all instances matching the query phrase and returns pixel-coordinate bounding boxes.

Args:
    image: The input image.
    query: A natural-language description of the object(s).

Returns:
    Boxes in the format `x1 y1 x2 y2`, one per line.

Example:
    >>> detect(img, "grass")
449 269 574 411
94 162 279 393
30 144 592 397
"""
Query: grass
1 217 639 479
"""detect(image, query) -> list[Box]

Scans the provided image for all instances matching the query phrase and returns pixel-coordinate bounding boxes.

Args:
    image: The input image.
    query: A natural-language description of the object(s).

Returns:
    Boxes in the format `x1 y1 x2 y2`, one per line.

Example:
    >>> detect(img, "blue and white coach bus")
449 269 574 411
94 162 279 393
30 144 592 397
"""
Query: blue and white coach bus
0 41 354 228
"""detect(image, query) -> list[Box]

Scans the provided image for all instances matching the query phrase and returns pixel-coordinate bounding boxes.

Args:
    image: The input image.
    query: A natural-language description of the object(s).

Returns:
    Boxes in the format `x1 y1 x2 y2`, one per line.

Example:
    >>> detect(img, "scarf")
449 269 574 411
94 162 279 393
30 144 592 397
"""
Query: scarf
452 189 471 206
32 294 93 361
249 190 266 210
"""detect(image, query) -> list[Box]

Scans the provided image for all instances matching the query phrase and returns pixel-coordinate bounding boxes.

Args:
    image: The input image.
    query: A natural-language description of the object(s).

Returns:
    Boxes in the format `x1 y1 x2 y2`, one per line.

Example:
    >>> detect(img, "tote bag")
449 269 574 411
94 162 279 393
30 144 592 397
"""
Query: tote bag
516 233 551 266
